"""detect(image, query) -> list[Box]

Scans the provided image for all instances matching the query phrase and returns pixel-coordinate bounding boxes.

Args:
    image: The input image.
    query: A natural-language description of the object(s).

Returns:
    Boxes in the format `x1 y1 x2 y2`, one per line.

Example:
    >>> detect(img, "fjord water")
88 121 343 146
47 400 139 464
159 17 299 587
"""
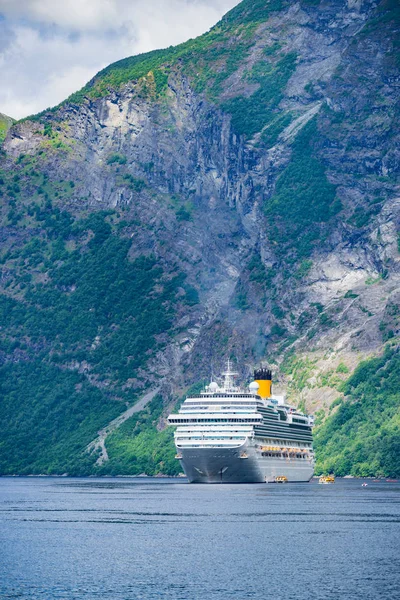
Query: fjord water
1 478 399 600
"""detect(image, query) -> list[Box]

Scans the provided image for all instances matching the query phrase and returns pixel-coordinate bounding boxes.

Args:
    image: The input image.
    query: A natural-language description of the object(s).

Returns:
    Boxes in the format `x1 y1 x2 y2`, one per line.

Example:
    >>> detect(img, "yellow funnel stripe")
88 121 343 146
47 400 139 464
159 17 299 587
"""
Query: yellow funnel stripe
255 379 272 399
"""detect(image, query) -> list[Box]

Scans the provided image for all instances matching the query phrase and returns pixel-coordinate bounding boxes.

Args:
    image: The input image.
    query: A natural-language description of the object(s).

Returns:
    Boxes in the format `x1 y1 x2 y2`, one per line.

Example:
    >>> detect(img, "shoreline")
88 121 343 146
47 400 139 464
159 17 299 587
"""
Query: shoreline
0 474 397 481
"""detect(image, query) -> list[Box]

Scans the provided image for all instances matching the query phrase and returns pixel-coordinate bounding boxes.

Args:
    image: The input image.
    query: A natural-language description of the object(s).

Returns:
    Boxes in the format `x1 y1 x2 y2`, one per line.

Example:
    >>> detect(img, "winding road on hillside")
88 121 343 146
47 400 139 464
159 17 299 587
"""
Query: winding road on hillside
87 388 160 465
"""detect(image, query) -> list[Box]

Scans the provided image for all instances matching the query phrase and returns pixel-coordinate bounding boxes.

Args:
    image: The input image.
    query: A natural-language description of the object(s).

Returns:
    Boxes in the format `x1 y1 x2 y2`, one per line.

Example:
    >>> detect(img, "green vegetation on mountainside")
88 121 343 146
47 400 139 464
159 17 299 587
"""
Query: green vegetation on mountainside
315 347 400 478
222 53 296 137
0 172 194 473
98 394 180 477
99 382 205 476
70 0 284 103
0 113 15 143
264 119 340 258
0 361 121 475
1 205 184 382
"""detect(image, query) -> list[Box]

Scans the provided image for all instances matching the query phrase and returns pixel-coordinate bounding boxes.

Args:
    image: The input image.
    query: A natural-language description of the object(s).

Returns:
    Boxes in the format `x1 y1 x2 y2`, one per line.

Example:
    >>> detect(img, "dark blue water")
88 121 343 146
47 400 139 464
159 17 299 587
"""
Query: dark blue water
0 477 399 600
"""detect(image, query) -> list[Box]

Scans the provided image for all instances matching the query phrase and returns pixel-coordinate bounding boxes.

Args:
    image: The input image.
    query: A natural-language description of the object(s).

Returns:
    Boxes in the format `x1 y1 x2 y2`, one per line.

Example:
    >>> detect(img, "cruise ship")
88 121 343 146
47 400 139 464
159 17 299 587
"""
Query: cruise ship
168 362 314 483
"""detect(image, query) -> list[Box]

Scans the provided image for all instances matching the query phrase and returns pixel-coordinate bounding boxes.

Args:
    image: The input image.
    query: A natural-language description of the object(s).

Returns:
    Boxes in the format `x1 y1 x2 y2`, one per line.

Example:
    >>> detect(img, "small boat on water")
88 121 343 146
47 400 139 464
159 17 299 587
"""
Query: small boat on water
319 475 335 484
362 482 368 487
275 476 288 483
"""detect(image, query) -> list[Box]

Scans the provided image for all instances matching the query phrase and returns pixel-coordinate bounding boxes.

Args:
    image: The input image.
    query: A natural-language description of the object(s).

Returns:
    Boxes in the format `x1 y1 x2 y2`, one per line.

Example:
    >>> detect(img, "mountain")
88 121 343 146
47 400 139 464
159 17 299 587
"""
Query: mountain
0 0 399 476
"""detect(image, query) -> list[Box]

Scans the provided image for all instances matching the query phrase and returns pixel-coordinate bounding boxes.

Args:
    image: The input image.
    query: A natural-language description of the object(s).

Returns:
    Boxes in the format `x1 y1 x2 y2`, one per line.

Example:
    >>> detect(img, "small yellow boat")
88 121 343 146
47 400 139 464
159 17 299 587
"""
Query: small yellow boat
275 476 288 483
319 475 335 484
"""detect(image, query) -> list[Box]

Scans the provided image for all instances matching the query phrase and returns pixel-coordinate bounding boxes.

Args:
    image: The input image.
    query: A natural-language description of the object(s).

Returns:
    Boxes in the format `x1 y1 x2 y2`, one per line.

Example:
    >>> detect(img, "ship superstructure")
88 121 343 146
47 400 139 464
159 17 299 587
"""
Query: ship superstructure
168 362 314 483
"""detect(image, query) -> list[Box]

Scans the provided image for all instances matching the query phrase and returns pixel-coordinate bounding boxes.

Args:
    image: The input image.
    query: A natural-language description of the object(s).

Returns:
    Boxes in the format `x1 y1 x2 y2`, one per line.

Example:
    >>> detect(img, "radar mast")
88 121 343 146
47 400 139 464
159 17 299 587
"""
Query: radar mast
222 359 239 392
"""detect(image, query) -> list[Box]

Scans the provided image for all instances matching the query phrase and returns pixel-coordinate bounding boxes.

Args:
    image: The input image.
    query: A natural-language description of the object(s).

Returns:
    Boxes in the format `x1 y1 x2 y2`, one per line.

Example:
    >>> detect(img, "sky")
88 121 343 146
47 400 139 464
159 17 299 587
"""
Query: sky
0 0 239 120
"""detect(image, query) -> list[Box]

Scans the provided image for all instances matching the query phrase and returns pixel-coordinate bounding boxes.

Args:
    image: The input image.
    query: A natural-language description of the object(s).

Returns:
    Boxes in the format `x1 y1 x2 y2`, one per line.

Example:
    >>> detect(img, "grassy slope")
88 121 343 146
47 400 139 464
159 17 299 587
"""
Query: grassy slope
314 346 400 478
98 382 205 476
68 1 284 102
98 394 180 477
0 113 15 143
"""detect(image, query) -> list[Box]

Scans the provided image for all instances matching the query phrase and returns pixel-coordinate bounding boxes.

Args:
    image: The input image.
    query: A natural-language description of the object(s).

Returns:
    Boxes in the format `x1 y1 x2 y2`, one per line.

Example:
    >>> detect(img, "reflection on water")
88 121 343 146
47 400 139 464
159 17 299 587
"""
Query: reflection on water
1 477 399 599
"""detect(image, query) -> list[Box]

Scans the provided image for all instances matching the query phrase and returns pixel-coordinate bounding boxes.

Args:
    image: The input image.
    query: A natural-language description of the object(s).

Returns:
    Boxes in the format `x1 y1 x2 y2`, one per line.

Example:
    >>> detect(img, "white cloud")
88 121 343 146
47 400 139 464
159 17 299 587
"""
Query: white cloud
0 0 120 30
0 0 240 118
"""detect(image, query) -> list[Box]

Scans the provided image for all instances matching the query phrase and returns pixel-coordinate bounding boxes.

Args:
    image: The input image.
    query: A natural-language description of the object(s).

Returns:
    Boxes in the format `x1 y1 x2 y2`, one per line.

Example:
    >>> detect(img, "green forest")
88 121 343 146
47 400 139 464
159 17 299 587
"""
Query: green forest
0 200 192 475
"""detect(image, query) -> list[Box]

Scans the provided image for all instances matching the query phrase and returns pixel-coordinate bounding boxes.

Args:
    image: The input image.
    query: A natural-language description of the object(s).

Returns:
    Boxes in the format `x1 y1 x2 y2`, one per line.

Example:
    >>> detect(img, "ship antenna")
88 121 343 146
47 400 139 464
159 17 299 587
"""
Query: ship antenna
223 358 238 392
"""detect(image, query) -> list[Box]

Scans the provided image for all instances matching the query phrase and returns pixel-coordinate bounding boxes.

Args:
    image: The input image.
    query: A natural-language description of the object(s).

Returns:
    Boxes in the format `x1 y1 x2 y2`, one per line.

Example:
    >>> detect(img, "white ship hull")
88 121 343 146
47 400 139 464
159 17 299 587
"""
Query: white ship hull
178 439 314 484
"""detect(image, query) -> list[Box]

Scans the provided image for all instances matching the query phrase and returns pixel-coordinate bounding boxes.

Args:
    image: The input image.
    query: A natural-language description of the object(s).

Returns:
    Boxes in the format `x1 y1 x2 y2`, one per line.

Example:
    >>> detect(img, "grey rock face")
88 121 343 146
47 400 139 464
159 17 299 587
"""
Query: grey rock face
2 0 399 412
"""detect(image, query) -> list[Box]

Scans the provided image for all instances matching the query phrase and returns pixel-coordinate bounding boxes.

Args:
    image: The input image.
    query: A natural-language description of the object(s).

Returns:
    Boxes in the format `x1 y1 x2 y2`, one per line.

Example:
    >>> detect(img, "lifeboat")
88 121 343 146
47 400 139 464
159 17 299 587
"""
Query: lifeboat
275 476 288 483
319 475 335 484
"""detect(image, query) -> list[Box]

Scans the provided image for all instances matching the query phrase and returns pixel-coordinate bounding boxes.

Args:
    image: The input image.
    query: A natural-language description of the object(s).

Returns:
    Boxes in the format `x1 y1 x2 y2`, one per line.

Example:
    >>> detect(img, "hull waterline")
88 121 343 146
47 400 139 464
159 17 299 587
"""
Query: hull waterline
179 441 314 484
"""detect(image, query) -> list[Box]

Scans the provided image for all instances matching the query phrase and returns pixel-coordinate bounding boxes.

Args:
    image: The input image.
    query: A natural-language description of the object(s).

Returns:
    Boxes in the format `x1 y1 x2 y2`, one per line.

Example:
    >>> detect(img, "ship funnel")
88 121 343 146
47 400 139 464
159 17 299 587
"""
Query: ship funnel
254 367 272 399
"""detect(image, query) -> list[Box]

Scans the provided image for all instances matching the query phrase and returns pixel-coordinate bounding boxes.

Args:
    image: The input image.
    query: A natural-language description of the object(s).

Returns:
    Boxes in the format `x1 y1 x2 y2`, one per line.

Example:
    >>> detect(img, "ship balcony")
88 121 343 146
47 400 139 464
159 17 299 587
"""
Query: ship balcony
175 438 247 448
168 415 262 424
174 427 255 434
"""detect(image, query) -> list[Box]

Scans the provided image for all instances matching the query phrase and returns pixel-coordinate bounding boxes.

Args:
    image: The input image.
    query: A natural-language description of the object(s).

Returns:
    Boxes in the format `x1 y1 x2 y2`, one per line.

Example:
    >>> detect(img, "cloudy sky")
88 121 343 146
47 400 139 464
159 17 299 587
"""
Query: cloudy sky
0 0 239 120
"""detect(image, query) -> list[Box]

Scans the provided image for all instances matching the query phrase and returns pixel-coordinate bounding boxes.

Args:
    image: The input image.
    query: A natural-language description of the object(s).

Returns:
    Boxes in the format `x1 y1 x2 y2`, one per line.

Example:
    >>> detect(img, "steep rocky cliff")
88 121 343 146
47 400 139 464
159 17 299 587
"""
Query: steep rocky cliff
0 0 399 475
